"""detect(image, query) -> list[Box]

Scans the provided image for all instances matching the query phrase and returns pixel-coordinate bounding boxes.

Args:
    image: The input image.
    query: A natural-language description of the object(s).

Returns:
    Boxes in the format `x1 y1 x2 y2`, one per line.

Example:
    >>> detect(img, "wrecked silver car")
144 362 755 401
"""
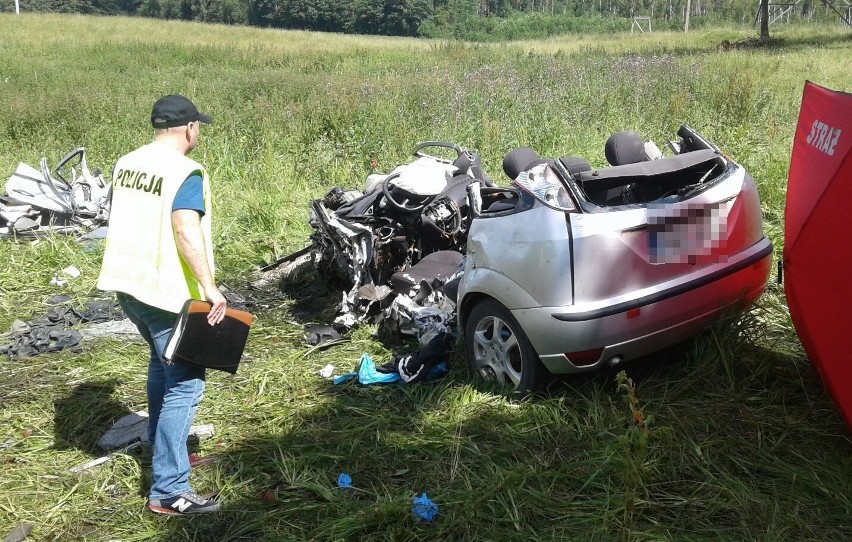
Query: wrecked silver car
458 126 772 392
266 127 772 393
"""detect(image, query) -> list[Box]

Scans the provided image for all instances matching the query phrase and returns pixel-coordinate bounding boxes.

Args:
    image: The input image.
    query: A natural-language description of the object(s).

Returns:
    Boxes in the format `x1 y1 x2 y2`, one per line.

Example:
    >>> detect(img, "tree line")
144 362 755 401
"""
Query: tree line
0 0 837 39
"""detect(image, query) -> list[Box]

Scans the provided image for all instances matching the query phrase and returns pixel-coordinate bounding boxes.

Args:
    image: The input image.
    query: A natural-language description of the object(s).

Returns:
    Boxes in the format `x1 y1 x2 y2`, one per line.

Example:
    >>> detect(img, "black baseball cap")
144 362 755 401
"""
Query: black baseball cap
151 94 212 128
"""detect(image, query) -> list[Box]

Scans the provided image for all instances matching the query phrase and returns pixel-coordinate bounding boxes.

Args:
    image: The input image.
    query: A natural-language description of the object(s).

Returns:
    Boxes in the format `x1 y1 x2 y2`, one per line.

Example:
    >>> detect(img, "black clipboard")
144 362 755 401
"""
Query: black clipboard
163 299 254 374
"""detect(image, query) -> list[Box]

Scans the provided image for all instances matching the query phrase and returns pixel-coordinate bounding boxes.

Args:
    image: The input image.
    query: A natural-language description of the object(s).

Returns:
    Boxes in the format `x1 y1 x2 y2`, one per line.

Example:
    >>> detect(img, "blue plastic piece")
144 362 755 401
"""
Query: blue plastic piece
333 353 400 385
357 353 400 384
412 492 438 522
333 354 448 386
337 473 352 488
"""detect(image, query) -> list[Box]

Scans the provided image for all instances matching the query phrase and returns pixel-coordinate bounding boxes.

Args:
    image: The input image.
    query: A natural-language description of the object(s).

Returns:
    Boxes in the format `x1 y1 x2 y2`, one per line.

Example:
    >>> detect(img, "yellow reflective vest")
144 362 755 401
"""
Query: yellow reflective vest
97 141 214 314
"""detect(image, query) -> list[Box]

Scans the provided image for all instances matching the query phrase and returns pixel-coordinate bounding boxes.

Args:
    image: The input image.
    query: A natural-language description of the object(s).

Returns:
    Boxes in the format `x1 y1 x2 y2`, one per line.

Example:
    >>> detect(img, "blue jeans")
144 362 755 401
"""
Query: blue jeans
117 293 206 500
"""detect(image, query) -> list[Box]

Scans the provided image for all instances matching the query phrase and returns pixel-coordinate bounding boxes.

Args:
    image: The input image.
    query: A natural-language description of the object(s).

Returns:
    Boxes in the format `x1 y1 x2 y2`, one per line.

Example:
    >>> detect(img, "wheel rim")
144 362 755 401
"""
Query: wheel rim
472 315 523 386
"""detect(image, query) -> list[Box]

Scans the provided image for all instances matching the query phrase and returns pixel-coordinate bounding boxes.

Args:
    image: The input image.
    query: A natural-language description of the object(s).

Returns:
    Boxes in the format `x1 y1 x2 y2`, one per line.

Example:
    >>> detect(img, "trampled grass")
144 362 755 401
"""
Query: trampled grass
1 13 851 542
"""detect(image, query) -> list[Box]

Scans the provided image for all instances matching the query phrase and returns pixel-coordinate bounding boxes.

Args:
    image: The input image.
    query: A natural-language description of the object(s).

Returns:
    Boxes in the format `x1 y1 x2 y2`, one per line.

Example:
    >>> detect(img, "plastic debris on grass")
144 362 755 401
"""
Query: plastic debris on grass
333 353 399 385
337 473 352 488
97 411 214 450
304 324 343 347
69 441 143 473
331 352 448 385
412 492 438 522
49 265 82 287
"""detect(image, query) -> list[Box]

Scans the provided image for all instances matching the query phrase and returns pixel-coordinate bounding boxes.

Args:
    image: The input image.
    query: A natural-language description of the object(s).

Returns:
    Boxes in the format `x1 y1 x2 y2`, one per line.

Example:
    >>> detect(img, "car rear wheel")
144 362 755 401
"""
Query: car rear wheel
464 299 547 395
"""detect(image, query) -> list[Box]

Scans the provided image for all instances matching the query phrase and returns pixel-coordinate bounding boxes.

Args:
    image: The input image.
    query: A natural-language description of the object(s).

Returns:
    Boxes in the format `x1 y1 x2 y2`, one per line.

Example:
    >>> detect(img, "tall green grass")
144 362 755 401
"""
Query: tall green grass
0 13 850 542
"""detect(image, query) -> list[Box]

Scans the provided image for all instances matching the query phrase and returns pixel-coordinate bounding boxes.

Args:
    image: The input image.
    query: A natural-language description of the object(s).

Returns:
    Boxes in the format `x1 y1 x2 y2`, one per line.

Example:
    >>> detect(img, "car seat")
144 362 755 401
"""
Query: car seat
558 156 593 177
390 250 464 297
573 131 651 206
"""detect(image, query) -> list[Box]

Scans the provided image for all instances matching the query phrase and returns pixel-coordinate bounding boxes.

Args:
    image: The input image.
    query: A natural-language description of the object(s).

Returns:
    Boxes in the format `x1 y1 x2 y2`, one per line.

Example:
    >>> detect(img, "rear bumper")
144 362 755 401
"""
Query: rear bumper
512 237 773 374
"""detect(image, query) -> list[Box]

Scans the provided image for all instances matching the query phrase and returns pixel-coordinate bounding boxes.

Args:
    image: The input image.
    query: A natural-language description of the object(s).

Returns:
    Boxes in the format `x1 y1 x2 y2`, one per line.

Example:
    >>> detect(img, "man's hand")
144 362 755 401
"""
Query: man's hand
205 285 227 326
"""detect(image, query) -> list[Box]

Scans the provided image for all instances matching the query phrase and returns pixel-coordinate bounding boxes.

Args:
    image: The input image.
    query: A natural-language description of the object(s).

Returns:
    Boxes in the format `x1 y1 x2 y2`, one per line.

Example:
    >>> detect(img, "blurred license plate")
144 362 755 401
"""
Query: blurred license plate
647 200 732 264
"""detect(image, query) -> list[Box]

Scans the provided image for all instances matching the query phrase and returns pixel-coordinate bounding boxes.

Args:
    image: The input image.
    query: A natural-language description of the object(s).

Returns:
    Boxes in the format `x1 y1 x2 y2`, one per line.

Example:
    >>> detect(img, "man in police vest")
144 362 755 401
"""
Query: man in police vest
98 94 226 515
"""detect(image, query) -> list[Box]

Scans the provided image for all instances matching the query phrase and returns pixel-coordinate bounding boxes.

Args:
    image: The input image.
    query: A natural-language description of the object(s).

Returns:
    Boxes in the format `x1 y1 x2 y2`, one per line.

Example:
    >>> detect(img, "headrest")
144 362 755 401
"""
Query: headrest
558 156 592 176
604 131 646 166
503 147 545 180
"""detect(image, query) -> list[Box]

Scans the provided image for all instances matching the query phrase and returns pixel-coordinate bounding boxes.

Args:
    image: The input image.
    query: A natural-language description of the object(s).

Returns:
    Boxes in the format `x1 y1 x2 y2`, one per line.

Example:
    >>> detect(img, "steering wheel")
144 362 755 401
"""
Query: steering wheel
423 195 463 237
381 172 432 213
413 141 466 162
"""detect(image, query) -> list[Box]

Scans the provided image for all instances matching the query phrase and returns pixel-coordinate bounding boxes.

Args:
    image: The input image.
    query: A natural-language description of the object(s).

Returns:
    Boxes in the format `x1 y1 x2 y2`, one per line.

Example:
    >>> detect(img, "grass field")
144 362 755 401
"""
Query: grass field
1 13 851 542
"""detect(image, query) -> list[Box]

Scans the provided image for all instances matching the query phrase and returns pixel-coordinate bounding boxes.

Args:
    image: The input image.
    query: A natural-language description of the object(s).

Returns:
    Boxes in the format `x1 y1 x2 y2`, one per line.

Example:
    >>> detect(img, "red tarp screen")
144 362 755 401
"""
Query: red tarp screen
784 81 852 429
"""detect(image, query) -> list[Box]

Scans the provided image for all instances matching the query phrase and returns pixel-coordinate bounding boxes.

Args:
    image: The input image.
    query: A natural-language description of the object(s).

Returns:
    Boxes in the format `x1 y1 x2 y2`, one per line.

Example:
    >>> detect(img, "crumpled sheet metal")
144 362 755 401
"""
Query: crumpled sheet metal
2 149 110 237
383 287 457 345
6 162 72 213
312 208 376 327
0 200 84 236
288 195 462 332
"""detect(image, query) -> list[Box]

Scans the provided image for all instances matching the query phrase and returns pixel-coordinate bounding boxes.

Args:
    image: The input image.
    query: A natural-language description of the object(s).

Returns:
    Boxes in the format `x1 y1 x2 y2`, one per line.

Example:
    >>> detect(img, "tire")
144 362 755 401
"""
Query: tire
464 299 548 395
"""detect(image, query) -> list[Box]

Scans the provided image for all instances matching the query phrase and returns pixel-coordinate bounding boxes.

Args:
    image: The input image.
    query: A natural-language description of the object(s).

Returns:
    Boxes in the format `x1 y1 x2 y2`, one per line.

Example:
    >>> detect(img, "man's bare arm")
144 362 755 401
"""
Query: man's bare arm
172 209 226 325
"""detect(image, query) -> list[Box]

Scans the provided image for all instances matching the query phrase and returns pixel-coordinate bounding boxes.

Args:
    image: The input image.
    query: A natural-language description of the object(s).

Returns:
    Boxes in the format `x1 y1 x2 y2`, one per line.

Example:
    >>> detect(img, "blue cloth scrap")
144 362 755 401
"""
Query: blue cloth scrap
332 354 448 386
412 492 438 522
357 352 400 384
337 473 352 488
333 353 399 385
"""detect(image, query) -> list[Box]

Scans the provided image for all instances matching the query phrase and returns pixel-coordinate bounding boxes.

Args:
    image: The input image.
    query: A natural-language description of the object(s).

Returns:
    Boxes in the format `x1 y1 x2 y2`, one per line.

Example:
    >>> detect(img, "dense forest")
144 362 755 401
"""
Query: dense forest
0 0 842 39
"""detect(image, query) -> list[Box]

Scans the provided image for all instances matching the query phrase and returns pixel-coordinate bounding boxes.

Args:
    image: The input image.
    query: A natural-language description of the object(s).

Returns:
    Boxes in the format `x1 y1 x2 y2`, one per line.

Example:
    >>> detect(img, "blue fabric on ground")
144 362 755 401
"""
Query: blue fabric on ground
337 473 352 488
332 353 398 385
412 492 438 522
332 354 448 386
357 353 400 384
